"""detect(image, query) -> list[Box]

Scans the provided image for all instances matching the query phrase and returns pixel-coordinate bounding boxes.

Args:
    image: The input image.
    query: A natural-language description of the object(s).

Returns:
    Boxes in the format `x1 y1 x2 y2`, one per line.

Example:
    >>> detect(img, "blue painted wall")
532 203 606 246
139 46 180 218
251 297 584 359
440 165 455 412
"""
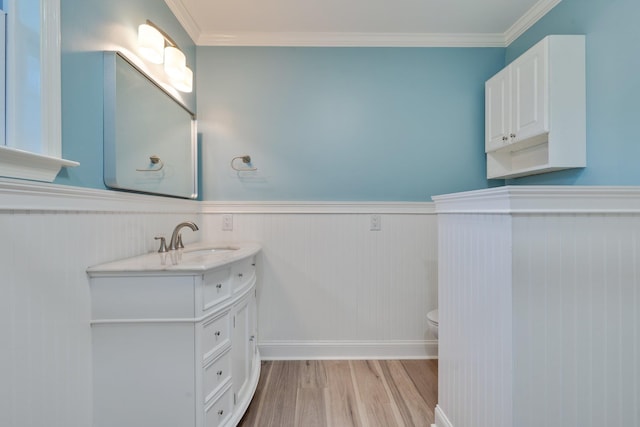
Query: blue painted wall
197 47 504 201
55 0 195 190
51 0 640 197
506 0 640 185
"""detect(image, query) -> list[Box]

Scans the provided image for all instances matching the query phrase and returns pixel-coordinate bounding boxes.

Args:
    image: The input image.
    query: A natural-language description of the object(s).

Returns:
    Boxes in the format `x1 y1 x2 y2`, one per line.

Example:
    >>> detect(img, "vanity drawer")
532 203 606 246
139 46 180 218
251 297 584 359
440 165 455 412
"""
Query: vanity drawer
204 386 232 427
201 312 230 362
202 267 231 312
232 256 256 293
203 349 231 403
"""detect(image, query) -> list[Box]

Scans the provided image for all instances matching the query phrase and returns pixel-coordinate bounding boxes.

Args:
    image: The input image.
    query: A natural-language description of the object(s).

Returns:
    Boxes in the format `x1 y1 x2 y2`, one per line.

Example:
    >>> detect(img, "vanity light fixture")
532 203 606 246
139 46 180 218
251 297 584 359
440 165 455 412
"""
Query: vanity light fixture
138 23 164 64
172 66 194 93
137 20 193 93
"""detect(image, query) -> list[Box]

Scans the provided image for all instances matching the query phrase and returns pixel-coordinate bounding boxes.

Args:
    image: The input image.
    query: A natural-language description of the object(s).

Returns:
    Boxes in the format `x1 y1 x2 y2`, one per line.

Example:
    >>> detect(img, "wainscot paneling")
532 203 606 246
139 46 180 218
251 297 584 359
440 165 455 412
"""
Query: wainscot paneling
432 186 640 427
436 212 513 427
0 178 438 427
0 179 201 427
200 201 439 360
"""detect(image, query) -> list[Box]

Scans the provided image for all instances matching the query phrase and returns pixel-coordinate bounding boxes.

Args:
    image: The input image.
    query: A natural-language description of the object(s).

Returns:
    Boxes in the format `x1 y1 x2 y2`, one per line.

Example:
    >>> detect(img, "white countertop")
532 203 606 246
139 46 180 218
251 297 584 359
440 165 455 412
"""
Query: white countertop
87 242 261 276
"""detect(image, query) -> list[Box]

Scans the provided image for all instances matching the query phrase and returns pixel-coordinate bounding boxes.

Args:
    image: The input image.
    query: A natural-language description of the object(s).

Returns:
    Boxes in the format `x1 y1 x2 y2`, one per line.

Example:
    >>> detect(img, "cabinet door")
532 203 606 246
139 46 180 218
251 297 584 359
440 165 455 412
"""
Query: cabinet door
249 289 257 367
485 67 511 152
232 295 251 404
510 39 548 142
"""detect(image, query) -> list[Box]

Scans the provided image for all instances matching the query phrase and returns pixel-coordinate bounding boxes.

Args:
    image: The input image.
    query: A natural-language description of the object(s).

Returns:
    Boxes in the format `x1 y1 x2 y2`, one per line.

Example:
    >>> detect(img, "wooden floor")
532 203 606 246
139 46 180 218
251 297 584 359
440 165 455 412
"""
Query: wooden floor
238 359 438 427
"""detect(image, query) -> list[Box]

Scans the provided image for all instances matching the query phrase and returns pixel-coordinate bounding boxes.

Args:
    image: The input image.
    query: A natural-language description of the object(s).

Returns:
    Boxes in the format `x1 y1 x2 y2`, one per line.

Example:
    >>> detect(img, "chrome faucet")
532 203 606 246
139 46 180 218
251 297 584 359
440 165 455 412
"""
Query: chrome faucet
168 221 199 251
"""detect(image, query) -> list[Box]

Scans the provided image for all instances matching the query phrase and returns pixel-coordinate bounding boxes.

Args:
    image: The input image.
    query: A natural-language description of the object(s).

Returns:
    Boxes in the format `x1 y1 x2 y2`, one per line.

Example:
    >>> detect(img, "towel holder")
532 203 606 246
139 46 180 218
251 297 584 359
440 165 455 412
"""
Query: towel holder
231 155 257 172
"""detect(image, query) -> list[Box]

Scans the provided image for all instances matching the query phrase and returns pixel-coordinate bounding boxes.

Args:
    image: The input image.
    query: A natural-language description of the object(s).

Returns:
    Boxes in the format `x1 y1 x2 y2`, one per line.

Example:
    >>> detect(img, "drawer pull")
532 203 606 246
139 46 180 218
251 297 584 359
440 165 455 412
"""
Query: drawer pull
218 410 224 416
251 263 255 266
217 370 223 376
215 331 221 337
238 273 243 278
216 283 222 289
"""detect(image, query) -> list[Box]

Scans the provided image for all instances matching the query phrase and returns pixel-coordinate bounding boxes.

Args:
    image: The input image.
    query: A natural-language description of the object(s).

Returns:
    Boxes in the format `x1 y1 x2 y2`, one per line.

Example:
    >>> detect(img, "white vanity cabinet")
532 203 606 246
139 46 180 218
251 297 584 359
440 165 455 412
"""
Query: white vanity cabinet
485 35 585 179
87 244 261 427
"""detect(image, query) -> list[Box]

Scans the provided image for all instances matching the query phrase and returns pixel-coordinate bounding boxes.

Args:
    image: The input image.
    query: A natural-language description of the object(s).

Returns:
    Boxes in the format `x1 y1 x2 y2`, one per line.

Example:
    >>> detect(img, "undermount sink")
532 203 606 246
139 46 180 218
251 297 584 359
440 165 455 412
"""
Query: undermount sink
182 247 237 256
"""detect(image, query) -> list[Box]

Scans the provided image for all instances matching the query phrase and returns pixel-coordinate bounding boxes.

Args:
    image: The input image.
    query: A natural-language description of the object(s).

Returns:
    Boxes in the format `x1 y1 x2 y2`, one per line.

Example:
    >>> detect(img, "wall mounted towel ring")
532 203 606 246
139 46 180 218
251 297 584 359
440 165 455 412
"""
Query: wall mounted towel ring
136 155 165 172
231 155 257 172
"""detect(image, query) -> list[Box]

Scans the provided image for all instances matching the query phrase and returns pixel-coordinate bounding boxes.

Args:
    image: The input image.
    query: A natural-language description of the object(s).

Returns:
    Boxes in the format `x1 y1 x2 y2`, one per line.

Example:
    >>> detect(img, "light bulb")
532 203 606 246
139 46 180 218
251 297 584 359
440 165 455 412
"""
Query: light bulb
172 66 193 93
164 46 186 80
138 24 164 64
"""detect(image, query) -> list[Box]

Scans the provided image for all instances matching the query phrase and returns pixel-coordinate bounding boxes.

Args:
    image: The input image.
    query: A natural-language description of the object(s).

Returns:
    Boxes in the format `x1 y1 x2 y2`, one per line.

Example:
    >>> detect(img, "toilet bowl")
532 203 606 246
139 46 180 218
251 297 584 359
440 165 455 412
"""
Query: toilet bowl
427 309 439 338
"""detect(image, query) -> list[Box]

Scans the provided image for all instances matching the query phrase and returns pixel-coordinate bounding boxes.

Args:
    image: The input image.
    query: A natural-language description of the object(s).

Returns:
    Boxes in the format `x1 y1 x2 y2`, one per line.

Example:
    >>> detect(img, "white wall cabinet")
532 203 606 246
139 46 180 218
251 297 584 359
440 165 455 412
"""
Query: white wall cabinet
87 246 260 427
485 35 585 179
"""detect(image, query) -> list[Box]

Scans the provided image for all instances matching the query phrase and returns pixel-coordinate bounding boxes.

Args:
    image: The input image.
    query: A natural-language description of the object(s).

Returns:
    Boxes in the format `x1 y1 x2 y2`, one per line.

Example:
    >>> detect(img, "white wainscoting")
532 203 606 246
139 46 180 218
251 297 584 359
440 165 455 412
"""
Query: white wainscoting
0 179 202 427
433 186 640 427
200 202 439 360
0 179 438 427
512 213 640 427
436 212 513 427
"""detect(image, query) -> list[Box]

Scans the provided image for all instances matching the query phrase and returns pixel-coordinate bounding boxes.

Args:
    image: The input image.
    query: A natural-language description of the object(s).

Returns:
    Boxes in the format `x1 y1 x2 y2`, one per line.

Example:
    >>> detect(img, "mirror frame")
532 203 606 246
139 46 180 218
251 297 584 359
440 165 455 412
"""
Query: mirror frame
103 51 198 199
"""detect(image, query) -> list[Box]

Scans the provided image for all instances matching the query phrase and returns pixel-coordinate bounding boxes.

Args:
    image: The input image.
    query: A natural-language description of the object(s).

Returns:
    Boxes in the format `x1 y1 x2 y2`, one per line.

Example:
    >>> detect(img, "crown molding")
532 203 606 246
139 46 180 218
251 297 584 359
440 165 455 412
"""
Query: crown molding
166 0 561 47
504 0 562 46
432 186 640 214
196 32 506 47
163 0 200 44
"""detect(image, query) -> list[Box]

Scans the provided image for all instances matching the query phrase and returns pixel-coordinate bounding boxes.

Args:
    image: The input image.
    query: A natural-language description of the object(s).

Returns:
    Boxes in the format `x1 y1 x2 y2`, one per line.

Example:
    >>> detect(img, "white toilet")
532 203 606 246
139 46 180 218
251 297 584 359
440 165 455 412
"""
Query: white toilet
427 309 439 338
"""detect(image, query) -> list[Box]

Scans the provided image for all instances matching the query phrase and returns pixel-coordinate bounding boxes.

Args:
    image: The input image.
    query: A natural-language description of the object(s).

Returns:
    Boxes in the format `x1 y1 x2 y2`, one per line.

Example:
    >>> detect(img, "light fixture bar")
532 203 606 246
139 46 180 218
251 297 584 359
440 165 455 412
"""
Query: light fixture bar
145 19 180 50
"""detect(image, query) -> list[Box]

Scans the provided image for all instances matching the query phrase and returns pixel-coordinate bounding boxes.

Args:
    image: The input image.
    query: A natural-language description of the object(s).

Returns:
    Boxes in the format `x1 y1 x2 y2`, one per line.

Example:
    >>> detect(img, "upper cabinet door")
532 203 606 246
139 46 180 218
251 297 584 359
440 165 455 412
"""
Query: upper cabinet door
485 67 511 152
510 38 549 143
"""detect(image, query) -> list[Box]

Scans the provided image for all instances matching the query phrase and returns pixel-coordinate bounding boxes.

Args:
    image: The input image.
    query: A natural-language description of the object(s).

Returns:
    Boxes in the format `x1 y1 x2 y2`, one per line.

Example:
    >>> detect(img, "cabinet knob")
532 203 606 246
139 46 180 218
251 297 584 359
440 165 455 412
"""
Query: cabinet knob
238 273 243 278
216 283 222 289
215 331 221 337
218 410 224 416
217 370 223 376
502 136 508 141
510 133 516 138
251 263 256 267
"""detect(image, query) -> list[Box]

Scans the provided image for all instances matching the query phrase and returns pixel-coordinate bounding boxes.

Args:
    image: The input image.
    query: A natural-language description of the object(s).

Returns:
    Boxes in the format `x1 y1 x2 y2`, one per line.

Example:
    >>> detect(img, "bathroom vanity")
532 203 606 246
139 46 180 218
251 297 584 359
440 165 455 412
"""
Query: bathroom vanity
87 243 261 427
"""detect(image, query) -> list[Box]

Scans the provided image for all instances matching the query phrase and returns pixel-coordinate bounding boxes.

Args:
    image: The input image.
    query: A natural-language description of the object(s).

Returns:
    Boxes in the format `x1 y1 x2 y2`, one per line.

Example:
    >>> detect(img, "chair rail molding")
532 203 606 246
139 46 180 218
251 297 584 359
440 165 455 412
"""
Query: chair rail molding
432 185 640 214
200 200 436 215
0 178 198 213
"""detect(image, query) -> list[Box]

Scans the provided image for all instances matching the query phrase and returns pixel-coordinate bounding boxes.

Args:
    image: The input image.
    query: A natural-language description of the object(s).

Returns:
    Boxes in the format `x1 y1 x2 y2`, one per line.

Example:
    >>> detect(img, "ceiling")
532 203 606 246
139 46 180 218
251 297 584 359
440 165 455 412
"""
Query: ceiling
165 0 561 47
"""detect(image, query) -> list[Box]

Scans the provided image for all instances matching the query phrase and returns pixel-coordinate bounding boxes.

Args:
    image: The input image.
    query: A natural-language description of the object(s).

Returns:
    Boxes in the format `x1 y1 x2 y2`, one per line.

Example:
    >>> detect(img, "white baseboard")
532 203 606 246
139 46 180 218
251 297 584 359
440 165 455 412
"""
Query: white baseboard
258 340 438 360
435 405 454 427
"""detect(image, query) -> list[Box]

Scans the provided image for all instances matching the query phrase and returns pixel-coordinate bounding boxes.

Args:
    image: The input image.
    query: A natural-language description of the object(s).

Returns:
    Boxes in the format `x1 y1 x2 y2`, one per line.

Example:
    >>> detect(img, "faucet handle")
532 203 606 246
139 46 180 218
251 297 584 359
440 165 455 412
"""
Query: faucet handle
176 233 184 249
154 236 168 253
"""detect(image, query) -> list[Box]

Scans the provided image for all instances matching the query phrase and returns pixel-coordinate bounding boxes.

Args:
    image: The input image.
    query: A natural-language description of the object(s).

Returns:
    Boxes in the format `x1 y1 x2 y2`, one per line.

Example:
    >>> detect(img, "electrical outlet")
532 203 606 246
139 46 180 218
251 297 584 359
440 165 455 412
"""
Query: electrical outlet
370 214 381 231
222 214 233 231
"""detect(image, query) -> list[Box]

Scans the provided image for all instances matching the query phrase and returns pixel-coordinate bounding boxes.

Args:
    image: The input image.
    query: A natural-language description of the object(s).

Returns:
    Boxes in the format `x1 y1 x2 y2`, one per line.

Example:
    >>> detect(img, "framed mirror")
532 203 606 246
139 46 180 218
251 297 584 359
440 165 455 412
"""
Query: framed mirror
103 51 197 199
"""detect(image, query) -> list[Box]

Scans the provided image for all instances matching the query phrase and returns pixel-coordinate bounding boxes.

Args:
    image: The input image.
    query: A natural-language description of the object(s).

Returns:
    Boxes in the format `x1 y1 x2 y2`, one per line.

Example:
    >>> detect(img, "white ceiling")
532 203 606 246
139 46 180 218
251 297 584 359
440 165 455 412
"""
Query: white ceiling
165 0 561 47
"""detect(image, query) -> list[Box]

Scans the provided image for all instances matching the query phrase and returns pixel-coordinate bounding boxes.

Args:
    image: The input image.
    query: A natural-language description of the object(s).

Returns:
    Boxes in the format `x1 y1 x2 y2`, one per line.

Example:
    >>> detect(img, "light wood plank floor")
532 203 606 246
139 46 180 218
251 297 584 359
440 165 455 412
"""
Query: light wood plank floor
238 359 438 427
